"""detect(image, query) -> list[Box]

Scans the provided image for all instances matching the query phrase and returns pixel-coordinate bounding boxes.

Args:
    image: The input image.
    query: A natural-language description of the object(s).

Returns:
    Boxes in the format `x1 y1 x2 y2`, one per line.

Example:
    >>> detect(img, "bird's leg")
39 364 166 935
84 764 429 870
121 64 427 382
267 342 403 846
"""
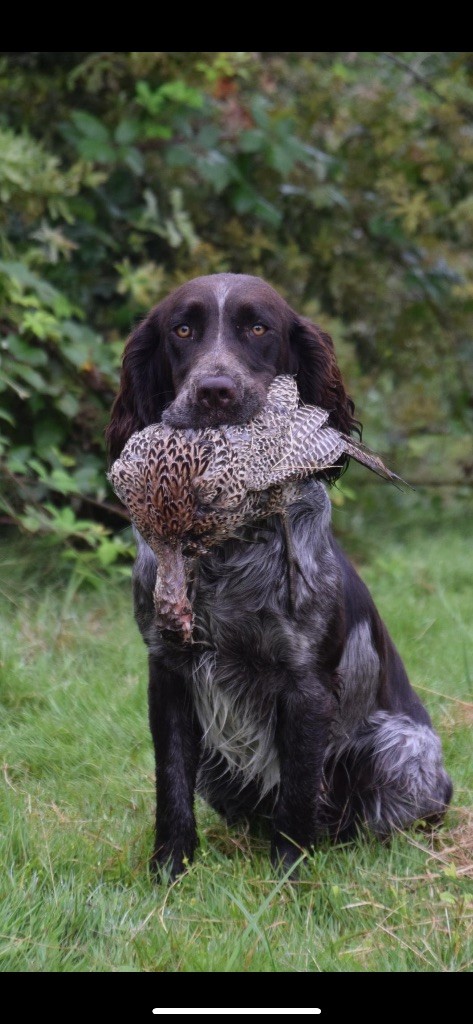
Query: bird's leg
151 538 194 642
179 551 214 649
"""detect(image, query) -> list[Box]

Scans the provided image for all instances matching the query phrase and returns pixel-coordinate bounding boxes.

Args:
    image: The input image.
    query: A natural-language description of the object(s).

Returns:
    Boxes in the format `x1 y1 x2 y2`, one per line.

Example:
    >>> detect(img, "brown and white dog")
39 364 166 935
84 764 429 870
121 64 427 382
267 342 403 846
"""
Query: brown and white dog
107 273 452 879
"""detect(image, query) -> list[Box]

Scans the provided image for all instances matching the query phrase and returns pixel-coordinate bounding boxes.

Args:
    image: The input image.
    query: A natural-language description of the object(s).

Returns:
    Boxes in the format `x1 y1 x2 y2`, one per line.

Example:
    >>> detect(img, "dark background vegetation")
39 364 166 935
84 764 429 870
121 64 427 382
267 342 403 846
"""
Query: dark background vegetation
1 51 472 572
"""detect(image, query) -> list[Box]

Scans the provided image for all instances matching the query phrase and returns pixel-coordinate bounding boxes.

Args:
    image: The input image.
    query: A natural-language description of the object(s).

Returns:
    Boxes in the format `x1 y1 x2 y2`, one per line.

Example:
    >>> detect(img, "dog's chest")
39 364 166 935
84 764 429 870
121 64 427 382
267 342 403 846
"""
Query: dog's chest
190 645 280 796
184 524 328 794
186 543 284 793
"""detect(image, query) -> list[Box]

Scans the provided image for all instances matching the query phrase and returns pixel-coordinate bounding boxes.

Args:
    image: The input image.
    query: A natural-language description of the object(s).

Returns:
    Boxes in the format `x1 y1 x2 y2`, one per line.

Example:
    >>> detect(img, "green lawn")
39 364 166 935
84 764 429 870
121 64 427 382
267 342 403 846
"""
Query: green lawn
0 489 472 972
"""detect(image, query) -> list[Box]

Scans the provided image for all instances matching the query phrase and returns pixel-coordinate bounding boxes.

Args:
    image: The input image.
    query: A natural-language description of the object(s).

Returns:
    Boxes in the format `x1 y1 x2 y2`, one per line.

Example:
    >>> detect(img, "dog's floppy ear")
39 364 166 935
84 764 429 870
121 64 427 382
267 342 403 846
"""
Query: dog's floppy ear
106 307 175 463
290 315 359 438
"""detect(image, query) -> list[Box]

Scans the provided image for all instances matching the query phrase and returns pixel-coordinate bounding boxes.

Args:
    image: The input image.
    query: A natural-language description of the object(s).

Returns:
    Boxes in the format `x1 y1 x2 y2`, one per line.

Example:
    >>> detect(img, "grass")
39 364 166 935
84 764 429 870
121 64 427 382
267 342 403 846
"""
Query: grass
0 486 472 973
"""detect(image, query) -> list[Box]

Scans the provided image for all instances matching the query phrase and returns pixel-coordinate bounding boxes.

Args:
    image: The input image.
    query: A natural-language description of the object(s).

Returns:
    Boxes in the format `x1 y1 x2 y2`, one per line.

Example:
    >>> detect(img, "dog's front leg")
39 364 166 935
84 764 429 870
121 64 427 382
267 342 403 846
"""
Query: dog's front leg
272 680 336 870
148 654 201 881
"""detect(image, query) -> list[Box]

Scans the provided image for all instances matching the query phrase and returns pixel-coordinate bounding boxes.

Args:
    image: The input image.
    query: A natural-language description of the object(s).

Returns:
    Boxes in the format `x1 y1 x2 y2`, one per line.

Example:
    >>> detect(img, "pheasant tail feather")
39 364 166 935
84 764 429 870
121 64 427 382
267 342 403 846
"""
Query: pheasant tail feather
342 436 408 488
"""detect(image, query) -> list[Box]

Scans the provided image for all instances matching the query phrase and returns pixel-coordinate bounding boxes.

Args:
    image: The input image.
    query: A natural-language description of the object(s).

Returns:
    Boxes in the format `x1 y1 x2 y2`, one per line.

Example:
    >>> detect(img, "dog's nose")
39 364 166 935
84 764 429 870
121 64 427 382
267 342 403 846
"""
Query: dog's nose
196 375 238 410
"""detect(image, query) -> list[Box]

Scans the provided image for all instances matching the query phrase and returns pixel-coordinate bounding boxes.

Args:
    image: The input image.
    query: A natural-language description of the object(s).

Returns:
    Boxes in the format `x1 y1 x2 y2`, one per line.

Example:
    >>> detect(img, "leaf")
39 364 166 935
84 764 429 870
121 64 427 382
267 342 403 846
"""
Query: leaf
232 184 282 227
158 80 204 109
114 119 139 145
123 147 144 176
76 138 117 163
70 110 111 142
20 310 61 341
56 393 80 418
0 261 69 312
0 333 48 366
442 864 458 880
13 364 47 391
239 129 265 154
439 890 457 904
198 151 237 192
33 416 67 451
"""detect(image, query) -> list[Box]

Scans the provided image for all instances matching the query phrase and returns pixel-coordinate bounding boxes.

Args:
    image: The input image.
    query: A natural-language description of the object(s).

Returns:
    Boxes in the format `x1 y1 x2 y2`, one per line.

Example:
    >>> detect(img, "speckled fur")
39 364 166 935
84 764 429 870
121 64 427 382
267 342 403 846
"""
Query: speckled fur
133 482 452 857
108 273 452 878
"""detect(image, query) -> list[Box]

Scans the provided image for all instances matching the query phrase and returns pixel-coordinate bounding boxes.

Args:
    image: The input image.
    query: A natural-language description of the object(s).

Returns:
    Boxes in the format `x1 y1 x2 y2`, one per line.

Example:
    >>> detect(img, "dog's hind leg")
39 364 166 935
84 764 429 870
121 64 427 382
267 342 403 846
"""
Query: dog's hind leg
322 711 453 842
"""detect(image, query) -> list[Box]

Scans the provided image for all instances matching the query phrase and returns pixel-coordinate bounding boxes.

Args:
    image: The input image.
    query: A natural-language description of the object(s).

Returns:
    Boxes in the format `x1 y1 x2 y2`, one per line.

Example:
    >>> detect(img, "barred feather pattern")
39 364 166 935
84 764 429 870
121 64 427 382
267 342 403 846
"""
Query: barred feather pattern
109 375 401 639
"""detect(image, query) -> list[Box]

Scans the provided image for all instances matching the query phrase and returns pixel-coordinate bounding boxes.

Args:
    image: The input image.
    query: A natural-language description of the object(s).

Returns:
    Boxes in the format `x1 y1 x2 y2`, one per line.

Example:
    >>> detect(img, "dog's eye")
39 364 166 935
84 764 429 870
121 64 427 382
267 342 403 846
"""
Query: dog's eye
251 323 267 337
175 324 192 339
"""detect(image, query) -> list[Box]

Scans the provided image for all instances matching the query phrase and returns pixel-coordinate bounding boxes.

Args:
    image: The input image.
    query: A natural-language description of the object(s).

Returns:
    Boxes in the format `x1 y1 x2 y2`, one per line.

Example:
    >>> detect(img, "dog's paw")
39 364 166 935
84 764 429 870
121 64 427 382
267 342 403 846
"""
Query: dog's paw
149 842 195 885
270 835 306 878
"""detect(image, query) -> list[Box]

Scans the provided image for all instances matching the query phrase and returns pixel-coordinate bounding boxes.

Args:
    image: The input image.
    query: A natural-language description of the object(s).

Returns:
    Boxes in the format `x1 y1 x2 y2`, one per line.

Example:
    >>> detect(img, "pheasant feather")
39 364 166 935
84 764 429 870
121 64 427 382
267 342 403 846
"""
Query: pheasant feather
109 375 402 640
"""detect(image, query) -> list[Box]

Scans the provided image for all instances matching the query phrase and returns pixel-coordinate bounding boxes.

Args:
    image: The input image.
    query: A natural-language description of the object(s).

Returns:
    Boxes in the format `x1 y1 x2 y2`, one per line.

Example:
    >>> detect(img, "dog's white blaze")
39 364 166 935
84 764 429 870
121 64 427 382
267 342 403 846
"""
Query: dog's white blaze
215 279 231 353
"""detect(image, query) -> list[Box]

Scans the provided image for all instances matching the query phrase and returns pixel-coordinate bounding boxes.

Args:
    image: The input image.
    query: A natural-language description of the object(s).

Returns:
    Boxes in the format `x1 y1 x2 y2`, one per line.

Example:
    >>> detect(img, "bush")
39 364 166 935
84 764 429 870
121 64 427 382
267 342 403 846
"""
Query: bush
1 52 472 572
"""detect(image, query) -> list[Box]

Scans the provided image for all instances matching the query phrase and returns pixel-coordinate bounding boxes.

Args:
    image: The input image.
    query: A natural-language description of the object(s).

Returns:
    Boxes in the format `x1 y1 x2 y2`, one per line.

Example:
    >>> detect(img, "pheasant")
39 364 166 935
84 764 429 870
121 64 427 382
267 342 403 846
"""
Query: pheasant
108 375 402 641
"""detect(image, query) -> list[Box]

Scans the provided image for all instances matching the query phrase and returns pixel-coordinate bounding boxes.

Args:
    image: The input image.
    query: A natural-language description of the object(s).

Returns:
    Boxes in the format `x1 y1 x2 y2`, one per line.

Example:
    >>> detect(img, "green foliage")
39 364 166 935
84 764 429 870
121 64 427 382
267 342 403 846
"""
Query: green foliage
0 124 102 222
0 52 472 565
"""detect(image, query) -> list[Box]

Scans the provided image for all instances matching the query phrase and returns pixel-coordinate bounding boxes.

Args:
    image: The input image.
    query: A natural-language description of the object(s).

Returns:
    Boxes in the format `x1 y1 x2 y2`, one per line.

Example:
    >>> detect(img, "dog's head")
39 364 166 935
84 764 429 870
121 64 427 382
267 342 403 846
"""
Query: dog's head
106 273 358 471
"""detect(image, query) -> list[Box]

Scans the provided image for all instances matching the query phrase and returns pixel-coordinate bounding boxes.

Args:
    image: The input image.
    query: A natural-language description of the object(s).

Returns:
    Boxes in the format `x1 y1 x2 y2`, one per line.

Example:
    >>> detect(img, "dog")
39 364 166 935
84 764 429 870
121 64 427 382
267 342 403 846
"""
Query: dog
106 272 452 879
